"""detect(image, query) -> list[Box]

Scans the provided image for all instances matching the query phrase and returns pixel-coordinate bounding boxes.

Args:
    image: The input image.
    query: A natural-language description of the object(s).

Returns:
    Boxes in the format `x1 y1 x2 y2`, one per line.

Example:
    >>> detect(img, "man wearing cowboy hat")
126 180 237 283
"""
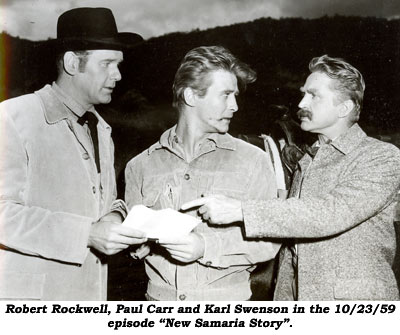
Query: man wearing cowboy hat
0 7 146 300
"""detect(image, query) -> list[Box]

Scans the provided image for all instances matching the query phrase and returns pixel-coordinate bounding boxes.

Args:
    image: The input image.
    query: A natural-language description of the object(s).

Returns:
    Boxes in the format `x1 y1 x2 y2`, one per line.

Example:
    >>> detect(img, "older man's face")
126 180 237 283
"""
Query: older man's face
298 71 343 138
73 49 123 108
192 69 239 135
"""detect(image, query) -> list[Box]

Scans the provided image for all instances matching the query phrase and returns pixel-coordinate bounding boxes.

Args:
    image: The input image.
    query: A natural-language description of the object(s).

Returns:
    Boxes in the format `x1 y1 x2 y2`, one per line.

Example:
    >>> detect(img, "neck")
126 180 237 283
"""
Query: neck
319 121 352 142
176 113 209 161
56 76 93 110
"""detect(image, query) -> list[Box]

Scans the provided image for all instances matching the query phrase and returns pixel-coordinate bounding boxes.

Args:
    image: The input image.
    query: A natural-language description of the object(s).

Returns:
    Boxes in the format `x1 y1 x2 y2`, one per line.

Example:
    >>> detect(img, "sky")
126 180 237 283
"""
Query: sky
0 0 399 41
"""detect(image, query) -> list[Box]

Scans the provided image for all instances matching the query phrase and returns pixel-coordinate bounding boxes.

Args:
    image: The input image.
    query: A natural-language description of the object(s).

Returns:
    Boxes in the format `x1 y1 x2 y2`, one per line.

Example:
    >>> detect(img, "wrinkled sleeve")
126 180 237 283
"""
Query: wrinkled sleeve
242 145 400 239
110 199 129 219
198 151 281 268
0 105 93 265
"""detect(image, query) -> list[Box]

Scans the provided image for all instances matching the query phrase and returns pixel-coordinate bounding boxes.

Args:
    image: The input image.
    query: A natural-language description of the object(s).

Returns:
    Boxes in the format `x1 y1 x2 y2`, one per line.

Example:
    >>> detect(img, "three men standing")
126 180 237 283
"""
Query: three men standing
2 6 398 302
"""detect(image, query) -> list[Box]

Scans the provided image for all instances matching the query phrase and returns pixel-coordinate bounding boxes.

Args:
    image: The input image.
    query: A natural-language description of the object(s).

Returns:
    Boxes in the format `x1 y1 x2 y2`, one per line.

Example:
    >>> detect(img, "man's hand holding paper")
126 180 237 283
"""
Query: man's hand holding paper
123 205 200 240
123 205 202 262
158 233 205 263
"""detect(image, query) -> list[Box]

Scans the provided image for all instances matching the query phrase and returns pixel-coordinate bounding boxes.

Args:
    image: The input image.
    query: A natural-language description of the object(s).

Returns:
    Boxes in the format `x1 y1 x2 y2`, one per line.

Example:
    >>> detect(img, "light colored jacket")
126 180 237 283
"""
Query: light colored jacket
125 126 280 301
243 124 400 300
0 84 118 300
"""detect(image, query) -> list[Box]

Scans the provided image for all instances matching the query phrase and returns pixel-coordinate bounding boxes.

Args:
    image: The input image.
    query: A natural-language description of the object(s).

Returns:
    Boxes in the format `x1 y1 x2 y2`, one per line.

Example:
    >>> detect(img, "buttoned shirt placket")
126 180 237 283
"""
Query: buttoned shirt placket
51 83 102 217
165 132 219 300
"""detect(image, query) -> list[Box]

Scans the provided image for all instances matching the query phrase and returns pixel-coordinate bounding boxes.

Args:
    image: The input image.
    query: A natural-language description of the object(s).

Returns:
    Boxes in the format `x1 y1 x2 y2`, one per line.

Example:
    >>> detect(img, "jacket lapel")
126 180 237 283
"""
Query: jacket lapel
35 85 113 184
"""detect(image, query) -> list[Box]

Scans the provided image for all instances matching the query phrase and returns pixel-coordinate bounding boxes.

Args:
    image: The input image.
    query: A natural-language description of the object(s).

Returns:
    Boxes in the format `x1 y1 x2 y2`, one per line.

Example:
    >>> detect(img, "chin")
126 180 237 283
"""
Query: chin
300 121 312 131
99 97 112 104
217 127 229 134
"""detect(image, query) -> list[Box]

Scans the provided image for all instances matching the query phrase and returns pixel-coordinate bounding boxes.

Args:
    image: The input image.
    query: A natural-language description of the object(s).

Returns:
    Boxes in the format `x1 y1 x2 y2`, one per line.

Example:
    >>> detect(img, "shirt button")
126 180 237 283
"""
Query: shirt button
82 152 90 160
179 294 186 301
184 173 190 180
206 261 212 266
92 186 96 194
96 259 99 264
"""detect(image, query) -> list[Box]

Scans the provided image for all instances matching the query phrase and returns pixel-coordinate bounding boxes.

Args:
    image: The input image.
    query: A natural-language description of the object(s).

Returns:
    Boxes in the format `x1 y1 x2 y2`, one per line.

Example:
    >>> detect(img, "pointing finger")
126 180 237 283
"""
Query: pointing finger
198 205 207 215
181 197 212 210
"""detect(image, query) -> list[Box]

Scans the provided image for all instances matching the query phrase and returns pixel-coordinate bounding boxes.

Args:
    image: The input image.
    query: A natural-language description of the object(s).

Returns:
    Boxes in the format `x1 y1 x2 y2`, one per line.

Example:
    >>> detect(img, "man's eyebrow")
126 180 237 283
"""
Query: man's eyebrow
223 89 239 94
101 58 124 63
300 87 317 94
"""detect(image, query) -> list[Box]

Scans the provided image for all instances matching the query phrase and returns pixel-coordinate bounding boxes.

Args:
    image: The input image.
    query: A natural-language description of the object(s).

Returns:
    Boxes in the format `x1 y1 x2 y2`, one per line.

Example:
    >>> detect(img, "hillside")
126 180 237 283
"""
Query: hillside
1 16 399 134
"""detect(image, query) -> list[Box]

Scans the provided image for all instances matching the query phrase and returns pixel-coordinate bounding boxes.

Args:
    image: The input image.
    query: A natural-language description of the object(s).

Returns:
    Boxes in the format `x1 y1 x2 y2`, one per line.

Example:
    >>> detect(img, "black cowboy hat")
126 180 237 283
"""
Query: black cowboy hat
52 7 143 52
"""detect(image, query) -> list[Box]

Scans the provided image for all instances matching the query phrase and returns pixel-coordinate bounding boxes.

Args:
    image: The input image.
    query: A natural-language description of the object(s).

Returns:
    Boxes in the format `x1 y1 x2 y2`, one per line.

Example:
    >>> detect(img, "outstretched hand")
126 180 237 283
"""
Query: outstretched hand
181 194 243 225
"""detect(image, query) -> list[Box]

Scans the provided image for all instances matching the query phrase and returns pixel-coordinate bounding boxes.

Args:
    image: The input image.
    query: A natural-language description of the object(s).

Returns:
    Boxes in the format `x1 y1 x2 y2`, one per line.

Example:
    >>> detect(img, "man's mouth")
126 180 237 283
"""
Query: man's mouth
297 109 312 120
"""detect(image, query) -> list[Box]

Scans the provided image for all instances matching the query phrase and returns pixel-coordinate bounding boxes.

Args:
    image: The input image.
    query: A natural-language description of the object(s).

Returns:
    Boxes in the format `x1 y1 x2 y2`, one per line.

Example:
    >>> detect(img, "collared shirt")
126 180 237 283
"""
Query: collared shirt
52 82 100 186
125 126 280 301
51 83 127 218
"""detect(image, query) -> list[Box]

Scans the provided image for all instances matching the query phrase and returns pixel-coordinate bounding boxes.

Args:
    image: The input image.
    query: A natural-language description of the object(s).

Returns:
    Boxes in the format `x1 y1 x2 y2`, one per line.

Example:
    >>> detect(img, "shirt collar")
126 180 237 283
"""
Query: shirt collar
148 125 237 154
52 82 92 119
36 83 109 130
322 123 366 155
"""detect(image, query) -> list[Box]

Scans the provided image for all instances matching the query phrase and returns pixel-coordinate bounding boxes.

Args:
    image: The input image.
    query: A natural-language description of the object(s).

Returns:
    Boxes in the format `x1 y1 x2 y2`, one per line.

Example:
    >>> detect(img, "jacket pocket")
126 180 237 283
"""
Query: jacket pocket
142 190 160 208
334 277 397 300
0 272 45 300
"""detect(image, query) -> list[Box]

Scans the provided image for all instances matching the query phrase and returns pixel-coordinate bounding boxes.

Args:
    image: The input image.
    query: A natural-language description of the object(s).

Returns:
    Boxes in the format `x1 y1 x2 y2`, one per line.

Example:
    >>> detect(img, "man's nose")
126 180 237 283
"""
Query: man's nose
111 67 122 81
298 95 308 109
230 96 238 112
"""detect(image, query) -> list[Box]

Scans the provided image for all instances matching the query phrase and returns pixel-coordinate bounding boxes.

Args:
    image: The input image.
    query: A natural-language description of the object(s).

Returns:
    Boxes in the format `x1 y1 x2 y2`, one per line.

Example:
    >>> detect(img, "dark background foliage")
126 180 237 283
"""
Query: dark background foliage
1 16 399 300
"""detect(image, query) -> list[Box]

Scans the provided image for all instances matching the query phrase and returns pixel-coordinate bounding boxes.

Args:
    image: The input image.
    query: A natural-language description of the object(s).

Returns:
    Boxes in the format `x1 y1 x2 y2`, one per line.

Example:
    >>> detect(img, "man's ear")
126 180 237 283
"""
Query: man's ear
63 52 80 76
183 87 196 107
338 99 355 118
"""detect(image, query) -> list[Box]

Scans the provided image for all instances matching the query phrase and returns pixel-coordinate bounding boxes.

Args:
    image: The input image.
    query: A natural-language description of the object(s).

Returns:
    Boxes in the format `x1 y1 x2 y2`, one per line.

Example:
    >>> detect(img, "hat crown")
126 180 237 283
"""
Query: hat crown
53 7 143 51
57 7 118 39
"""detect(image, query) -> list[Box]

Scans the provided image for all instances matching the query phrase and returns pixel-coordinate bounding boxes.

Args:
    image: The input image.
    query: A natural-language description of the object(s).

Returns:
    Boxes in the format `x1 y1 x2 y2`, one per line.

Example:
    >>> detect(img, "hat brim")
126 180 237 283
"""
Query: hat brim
47 32 143 53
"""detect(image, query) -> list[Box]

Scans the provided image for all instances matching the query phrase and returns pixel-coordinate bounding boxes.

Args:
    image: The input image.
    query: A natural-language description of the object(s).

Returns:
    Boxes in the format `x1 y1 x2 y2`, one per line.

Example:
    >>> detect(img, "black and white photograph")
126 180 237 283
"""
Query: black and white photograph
0 0 399 333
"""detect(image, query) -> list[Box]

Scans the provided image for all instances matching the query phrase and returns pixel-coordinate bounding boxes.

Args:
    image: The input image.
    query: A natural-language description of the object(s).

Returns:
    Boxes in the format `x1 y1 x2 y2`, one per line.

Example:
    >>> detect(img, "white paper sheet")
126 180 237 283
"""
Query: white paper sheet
123 205 200 239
